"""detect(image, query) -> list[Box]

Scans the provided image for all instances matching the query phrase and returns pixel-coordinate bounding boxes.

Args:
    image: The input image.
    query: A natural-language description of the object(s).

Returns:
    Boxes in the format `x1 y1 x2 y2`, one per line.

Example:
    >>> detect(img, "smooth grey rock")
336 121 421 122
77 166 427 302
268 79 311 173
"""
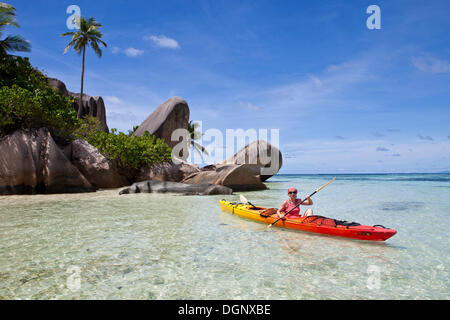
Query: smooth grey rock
70 138 129 188
182 164 267 191
219 140 282 181
132 97 190 158
119 180 232 195
136 161 201 183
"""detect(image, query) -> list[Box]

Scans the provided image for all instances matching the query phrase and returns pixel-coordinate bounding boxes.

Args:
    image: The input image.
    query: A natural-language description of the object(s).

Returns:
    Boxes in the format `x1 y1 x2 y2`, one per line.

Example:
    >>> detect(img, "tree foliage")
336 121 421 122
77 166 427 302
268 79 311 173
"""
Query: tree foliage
75 117 172 170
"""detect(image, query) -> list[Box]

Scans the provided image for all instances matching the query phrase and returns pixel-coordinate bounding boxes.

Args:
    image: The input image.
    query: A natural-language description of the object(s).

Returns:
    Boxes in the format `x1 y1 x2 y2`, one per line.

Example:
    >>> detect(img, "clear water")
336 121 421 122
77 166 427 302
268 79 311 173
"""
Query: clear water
0 174 449 299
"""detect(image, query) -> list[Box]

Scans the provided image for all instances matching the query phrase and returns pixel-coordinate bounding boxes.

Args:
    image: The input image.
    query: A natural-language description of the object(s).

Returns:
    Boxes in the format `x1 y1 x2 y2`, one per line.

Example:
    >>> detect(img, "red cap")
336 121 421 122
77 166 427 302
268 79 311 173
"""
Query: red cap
288 187 298 193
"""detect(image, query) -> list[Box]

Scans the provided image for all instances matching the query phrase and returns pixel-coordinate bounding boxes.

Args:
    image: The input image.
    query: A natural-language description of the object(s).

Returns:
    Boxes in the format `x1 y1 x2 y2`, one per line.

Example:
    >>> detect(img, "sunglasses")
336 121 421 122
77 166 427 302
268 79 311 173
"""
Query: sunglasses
288 191 297 194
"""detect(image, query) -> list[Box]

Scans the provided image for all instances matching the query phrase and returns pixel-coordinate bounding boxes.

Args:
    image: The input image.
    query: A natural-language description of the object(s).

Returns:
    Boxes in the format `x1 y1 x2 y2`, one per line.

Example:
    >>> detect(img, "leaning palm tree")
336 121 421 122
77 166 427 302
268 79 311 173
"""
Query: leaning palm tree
61 17 107 118
187 121 209 161
0 3 31 56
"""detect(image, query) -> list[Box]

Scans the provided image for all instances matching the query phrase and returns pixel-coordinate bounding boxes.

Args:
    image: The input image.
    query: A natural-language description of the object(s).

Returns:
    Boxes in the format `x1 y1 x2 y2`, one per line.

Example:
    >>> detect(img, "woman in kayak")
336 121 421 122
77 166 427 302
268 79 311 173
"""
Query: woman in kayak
277 187 313 219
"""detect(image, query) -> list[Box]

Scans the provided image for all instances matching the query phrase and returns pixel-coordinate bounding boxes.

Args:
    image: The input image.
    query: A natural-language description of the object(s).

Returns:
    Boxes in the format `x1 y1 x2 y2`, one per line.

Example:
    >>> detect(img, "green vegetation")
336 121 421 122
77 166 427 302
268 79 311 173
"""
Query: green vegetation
1 54 47 91
0 2 31 56
0 55 78 139
75 117 172 169
0 84 78 138
61 17 107 118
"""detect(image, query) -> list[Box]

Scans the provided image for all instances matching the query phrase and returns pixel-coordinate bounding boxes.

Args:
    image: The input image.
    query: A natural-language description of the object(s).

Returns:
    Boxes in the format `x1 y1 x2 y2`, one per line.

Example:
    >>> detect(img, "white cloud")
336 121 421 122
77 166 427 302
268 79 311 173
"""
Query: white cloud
110 47 144 57
144 35 180 49
411 56 450 74
239 102 260 111
104 96 122 105
124 47 144 57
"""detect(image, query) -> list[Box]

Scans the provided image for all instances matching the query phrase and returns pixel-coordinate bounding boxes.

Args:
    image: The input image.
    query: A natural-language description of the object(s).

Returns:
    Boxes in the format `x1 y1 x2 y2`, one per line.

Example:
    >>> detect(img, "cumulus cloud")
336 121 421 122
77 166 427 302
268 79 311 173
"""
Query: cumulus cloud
124 47 144 57
376 147 389 152
144 35 180 49
110 47 144 57
412 56 450 74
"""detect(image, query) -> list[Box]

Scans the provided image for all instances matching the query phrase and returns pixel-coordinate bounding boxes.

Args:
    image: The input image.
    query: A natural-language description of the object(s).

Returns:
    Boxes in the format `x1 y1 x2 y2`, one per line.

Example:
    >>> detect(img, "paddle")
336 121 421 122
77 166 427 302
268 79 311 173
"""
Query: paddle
267 176 336 229
240 194 257 208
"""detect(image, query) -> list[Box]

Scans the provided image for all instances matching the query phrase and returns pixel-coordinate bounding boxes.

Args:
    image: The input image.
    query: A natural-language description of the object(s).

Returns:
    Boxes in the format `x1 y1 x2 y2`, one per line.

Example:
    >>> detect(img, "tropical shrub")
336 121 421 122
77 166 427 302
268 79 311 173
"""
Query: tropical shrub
0 55 46 91
75 117 172 169
0 84 78 138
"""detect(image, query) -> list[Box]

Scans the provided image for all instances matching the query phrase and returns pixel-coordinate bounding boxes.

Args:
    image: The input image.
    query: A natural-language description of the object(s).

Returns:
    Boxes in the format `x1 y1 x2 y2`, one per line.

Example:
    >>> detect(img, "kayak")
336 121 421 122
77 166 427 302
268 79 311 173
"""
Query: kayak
219 200 397 241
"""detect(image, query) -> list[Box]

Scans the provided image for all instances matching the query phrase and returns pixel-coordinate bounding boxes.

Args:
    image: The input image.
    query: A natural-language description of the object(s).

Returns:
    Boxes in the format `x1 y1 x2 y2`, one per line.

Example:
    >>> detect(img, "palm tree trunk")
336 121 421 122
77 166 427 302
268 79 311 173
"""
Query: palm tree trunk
77 45 86 119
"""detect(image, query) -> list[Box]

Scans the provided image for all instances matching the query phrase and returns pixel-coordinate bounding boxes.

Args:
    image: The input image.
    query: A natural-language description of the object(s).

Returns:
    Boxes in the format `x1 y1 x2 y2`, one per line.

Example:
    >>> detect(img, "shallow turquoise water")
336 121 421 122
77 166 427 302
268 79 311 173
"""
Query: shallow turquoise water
0 174 449 299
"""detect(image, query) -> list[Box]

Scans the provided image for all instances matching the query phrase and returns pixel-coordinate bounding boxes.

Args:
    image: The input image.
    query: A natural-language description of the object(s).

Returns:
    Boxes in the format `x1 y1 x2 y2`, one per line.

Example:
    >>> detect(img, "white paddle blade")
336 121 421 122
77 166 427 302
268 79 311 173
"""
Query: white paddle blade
240 194 248 204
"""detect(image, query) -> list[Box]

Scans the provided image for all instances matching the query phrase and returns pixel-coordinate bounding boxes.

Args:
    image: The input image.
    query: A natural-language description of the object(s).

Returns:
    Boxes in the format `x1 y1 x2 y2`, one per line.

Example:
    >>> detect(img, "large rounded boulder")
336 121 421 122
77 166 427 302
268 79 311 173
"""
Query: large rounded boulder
132 97 190 157
0 128 95 194
219 140 282 181
181 164 267 191
70 139 129 188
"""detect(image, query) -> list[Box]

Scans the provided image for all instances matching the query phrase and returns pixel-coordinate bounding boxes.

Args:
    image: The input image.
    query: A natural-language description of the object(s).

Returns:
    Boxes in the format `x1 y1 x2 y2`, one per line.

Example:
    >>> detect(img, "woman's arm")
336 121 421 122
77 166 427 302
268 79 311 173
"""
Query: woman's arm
301 196 313 205
277 201 287 218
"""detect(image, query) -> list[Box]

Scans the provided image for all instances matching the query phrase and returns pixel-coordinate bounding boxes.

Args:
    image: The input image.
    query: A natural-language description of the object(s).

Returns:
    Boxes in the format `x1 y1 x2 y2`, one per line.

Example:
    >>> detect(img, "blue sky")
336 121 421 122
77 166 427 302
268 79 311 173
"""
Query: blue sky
6 0 450 173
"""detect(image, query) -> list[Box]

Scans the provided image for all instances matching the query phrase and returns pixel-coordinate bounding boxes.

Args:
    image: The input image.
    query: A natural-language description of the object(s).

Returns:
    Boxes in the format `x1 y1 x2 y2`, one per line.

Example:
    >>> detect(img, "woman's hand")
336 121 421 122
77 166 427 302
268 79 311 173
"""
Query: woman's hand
277 211 287 220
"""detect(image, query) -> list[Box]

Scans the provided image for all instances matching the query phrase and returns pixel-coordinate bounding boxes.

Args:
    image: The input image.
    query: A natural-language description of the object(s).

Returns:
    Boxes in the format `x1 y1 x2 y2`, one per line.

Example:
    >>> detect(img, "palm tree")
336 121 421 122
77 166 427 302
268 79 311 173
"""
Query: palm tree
0 3 31 56
61 17 107 118
187 121 209 160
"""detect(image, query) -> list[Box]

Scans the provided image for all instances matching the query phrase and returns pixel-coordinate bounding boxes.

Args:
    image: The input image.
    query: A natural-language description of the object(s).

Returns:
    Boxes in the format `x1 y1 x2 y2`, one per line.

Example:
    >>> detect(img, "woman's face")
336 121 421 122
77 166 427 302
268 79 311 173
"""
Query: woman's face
288 190 297 200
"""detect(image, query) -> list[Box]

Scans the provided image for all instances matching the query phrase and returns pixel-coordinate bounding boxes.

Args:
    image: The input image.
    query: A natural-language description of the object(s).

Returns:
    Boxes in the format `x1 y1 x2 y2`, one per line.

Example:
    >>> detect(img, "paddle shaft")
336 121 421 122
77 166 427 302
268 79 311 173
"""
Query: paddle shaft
268 177 336 228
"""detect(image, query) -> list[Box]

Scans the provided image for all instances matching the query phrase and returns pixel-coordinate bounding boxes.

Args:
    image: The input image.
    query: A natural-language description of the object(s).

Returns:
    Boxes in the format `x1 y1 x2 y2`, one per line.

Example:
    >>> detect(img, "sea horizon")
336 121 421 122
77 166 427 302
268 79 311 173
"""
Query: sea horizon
276 172 450 175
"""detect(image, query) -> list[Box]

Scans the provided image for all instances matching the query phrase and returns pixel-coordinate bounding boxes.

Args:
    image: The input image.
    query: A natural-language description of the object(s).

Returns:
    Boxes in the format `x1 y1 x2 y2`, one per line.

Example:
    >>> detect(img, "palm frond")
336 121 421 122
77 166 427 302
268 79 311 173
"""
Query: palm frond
89 39 102 57
0 34 30 53
192 141 209 156
60 31 75 37
0 11 19 28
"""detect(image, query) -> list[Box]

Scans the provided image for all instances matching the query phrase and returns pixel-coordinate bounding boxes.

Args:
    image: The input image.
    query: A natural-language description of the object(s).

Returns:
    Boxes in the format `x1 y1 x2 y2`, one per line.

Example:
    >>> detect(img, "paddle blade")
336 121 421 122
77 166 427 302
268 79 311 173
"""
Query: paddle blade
240 194 248 204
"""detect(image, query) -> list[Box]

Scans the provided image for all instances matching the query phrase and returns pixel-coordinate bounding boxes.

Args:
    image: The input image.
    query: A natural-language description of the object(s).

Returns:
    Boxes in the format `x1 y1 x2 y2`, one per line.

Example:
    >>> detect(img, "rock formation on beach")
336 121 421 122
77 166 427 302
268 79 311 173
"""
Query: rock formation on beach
218 140 282 182
119 180 233 196
0 128 95 194
70 138 129 188
0 128 130 195
132 97 190 158
0 83 283 195
136 161 201 183
181 164 268 191
46 77 109 132
175 140 283 191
